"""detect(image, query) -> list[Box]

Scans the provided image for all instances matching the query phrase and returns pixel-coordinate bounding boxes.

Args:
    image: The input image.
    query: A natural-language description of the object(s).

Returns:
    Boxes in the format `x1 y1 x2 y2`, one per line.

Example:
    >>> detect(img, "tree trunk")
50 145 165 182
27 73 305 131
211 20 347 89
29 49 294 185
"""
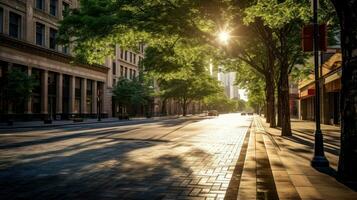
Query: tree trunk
161 98 167 115
265 97 271 123
266 36 277 128
332 1 357 182
280 64 292 136
277 82 282 127
265 73 276 128
182 99 187 116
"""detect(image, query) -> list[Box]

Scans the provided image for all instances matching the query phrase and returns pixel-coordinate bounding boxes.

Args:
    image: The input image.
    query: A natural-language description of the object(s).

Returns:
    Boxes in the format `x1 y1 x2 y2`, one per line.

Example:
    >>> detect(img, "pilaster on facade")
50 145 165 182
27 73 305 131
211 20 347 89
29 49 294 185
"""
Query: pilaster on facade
105 57 113 88
26 0 34 42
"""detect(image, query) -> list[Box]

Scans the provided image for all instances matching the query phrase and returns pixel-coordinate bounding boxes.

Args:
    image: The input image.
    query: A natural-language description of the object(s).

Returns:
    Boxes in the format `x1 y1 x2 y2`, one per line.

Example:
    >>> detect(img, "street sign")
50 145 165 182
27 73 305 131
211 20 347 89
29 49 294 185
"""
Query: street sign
302 24 327 52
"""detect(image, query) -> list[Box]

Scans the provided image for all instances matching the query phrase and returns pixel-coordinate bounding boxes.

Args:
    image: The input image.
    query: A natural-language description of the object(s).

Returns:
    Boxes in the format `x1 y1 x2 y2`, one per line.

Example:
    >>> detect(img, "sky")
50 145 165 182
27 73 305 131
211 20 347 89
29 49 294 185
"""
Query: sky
239 89 248 101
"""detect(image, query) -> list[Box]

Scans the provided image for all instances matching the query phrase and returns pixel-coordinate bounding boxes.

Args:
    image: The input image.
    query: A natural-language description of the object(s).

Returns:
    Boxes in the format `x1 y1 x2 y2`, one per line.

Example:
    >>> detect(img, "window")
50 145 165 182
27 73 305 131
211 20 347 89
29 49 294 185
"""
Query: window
112 62 116 75
9 12 21 38
130 52 132 63
113 79 116 87
129 69 133 79
124 67 128 78
133 70 136 78
120 49 123 59
120 65 124 77
0 8 3 33
49 28 57 49
36 22 45 46
36 0 45 10
62 2 69 17
50 0 58 16
133 54 136 64
125 51 127 60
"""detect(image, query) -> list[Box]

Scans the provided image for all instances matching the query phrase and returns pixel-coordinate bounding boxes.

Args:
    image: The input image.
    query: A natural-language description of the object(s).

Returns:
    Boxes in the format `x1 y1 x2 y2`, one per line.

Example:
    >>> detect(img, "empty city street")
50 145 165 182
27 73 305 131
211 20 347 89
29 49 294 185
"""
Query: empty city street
0 114 252 200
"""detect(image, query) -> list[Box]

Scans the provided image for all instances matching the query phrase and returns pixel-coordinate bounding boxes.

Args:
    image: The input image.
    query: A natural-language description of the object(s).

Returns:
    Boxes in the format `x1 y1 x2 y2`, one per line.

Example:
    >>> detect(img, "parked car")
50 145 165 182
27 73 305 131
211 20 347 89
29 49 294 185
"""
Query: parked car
208 110 219 116
241 112 246 116
248 112 254 116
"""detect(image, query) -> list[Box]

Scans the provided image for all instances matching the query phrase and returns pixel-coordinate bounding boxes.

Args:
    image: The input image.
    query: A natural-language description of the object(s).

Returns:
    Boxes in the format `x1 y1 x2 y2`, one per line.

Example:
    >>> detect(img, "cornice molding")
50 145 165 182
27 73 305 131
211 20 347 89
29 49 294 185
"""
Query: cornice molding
0 34 108 73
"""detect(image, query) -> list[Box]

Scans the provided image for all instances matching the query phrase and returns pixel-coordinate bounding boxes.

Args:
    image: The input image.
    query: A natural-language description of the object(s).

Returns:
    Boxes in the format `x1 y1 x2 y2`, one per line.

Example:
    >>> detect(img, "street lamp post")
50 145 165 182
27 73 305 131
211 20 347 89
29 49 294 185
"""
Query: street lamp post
311 0 329 168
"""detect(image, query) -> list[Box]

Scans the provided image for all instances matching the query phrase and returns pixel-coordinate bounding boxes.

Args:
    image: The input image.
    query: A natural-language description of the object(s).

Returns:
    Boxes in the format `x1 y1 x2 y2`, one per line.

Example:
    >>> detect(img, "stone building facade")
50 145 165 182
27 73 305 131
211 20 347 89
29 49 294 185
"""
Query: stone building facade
105 44 145 117
0 0 111 121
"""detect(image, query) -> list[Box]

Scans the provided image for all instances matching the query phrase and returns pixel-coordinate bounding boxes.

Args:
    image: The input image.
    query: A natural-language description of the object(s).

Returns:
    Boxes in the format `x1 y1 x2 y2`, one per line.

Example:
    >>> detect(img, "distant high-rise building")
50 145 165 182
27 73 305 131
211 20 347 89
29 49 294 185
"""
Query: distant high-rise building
217 68 240 99
106 44 145 116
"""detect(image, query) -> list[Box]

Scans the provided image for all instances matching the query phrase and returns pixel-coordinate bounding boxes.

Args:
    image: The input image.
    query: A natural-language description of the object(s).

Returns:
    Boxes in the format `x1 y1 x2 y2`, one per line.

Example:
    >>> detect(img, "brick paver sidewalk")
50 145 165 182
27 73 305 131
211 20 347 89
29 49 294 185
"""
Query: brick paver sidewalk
252 116 357 200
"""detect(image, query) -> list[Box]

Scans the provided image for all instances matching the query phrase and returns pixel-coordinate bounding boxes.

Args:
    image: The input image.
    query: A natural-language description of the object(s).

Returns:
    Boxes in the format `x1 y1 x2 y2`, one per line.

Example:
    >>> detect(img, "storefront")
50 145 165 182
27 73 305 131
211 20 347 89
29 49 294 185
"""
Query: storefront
298 52 342 125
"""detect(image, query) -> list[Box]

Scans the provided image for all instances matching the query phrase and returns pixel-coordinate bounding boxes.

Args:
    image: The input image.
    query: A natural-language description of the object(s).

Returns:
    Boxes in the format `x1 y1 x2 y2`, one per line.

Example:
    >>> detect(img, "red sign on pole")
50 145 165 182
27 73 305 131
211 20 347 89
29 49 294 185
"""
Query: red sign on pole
302 24 327 52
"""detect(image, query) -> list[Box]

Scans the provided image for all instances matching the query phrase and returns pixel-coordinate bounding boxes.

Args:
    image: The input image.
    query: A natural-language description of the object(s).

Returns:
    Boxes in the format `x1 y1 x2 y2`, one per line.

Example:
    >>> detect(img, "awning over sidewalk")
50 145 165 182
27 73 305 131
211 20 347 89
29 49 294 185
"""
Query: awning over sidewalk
325 78 341 92
300 88 315 99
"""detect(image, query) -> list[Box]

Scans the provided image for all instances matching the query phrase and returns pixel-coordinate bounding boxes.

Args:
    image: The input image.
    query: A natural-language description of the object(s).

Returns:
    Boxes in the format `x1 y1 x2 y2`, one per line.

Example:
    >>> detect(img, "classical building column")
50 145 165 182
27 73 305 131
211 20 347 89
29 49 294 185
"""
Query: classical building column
56 73 63 115
41 70 48 114
58 0 63 19
25 67 32 114
81 78 87 114
92 81 97 114
69 75 75 114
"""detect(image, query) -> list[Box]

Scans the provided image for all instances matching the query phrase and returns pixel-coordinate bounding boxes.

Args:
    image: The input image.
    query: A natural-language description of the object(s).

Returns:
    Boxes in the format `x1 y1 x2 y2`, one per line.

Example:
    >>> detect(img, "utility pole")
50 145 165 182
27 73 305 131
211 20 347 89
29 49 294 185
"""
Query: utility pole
311 0 329 168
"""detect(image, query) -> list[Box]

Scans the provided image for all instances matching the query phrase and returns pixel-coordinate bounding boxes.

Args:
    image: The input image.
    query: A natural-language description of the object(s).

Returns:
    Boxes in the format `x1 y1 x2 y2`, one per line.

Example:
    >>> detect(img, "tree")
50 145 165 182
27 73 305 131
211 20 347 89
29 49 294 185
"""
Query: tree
329 0 357 182
236 99 247 112
204 92 238 113
57 0 227 64
112 77 153 116
160 75 221 116
244 0 310 136
58 0 282 128
247 81 266 115
0 68 37 114
231 61 266 115
58 0 357 182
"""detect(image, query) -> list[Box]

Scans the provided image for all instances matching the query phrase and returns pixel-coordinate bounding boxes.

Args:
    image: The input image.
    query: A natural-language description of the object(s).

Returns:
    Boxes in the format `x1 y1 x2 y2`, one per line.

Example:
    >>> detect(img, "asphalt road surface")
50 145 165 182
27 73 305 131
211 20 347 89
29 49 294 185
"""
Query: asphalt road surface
0 113 252 200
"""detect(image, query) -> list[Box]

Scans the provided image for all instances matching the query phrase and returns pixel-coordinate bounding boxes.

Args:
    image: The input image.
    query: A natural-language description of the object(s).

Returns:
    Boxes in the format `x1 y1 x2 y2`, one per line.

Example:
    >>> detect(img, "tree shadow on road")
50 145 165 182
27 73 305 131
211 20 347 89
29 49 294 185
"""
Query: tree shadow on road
0 117 207 150
0 131 217 200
